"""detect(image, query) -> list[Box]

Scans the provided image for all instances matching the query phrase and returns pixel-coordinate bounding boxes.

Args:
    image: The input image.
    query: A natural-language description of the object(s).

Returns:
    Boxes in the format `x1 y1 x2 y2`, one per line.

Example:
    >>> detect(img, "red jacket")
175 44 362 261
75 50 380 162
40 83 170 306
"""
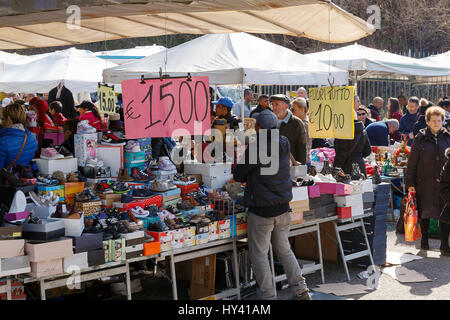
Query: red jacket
52 113 67 127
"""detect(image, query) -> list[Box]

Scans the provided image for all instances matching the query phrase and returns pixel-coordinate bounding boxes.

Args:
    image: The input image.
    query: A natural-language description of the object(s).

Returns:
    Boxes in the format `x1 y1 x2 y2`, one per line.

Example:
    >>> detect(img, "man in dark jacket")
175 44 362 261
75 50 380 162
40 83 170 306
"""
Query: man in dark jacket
366 119 399 146
249 95 271 118
368 97 383 121
48 83 77 120
234 109 311 300
271 94 307 164
334 120 372 176
399 97 420 146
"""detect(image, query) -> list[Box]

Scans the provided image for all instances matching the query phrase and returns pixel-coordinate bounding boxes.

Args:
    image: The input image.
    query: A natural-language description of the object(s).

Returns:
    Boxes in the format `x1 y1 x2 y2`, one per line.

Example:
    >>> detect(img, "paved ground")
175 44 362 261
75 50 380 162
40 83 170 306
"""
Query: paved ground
109 222 450 300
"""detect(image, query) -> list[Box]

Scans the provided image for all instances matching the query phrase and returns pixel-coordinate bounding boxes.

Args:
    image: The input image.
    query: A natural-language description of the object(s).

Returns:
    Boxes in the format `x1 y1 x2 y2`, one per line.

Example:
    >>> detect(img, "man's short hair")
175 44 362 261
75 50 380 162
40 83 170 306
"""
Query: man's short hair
244 88 252 96
398 95 407 100
386 119 400 130
408 96 419 105
49 101 63 113
258 94 269 101
373 97 383 103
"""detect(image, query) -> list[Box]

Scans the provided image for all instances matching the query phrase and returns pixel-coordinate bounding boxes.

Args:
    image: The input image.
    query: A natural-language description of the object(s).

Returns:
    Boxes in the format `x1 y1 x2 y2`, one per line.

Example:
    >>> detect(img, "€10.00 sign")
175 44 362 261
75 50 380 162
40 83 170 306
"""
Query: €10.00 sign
122 76 210 139
308 86 355 140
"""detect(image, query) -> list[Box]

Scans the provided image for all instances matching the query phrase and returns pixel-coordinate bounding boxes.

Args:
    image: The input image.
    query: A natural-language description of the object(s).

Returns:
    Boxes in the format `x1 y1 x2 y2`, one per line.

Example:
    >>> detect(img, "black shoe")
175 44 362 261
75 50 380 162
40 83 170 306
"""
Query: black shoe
373 165 382 184
0 169 26 187
309 165 317 176
351 163 363 181
332 167 351 184
320 160 332 175
421 239 429 250
56 145 73 158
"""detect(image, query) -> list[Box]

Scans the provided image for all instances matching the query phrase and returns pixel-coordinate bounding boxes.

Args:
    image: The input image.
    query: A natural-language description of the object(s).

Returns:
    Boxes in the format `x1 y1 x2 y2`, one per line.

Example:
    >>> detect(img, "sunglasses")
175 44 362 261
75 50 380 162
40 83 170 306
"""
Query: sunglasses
357 113 366 116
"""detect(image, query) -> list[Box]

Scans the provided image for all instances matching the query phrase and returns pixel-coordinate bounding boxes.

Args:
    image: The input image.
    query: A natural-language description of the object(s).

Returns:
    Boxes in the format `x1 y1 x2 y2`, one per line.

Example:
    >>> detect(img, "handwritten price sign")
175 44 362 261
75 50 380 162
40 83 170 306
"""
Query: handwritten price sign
122 77 210 139
308 86 355 139
98 84 116 114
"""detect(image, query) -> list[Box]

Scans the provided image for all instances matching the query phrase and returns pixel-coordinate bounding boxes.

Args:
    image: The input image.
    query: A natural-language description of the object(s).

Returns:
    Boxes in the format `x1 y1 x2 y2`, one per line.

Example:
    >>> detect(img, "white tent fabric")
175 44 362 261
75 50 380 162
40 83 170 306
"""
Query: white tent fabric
103 33 348 86
95 45 166 65
305 44 450 80
0 0 375 50
0 48 117 94
422 51 450 65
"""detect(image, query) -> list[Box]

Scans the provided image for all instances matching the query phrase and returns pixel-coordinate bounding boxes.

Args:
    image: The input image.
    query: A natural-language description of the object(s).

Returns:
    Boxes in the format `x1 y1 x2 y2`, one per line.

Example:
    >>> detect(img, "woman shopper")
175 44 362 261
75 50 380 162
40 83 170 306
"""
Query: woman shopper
0 103 38 182
439 148 450 256
334 112 372 177
405 107 450 252
387 97 402 141
77 100 105 131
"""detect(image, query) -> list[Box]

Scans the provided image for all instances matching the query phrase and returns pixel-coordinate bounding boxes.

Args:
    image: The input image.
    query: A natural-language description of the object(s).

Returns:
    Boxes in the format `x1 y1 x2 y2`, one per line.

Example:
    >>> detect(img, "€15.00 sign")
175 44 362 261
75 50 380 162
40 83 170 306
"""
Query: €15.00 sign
98 84 116 114
308 86 355 139
122 76 210 139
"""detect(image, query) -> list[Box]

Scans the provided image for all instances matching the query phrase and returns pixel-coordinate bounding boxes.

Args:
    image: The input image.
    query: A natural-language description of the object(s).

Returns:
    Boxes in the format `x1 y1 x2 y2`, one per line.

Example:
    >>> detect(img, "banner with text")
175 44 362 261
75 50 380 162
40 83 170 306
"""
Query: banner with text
308 86 355 139
98 84 117 114
122 76 210 139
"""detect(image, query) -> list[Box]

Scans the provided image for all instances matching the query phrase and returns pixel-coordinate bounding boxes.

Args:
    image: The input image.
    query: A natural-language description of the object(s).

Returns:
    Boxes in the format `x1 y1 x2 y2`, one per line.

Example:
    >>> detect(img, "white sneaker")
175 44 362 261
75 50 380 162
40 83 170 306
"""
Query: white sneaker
85 158 104 168
77 120 96 134
9 191 27 214
125 140 141 153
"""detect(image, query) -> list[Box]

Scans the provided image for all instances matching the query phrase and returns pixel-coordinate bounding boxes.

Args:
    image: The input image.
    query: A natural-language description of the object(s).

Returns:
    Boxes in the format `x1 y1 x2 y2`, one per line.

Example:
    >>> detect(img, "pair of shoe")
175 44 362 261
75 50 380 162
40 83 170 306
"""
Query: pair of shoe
85 158 104 168
121 193 134 203
40 147 64 160
125 140 141 153
132 188 153 198
36 175 59 186
76 189 100 202
331 167 351 184
158 156 176 171
149 180 170 192
30 191 59 207
165 205 180 215
113 182 130 194
12 164 34 180
189 214 210 224
0 169 26 187
131 167 155 182
130 206 150 218
177 200 193 211
101 131 126 146
94 182 113 194
185 195 200 207
77 120 96 134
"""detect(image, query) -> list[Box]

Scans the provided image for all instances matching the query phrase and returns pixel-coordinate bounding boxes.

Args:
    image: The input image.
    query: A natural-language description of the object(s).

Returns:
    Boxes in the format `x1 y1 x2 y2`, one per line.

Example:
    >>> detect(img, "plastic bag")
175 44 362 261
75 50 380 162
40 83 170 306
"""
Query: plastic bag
404 192 421 242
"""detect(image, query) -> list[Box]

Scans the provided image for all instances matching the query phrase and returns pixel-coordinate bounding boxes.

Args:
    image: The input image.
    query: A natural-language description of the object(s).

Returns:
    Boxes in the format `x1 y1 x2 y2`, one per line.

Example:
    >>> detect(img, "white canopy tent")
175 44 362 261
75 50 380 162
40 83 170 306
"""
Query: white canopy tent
0 48 117 94
95 45 166 65
0 0 375 50
305 44 450 85
103 32 348 119
420 51 450 84
103 33 348 86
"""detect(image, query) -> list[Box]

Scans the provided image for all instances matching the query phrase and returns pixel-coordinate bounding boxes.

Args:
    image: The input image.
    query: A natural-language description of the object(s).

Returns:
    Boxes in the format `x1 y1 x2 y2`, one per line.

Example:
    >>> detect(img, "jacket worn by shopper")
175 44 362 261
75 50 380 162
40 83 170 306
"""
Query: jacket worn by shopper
234 130 292 218
365 121 390 147
79 111 103 132
368 104 381 122
405 128 450 220
249 105 273 118
334 120 372 176
278 110 307 164
0 127 38 169
399 111 420 146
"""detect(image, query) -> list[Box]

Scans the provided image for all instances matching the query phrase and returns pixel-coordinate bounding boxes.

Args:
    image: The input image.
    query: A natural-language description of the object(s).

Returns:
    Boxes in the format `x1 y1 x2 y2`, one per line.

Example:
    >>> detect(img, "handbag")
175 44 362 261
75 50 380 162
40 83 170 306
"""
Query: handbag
404 191 422 242
0 132 28 186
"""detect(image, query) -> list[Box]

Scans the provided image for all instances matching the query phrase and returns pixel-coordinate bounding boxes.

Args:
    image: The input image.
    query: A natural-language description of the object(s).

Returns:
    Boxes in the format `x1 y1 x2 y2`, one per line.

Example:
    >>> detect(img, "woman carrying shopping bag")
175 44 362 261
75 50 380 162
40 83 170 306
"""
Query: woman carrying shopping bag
405 107 450 254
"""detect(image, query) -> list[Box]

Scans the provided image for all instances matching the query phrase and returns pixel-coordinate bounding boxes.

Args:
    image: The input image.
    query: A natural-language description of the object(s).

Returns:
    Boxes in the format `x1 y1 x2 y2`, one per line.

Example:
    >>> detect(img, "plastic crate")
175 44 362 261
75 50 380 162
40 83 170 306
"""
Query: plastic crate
113 195 162 211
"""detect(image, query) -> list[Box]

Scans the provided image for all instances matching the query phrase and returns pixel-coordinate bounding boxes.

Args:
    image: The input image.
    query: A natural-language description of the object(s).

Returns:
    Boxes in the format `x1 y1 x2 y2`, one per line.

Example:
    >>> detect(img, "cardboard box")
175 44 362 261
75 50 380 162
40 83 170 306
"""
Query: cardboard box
63 252 88 273
22 219 65 241
195 233 209 245
202 174 234 190
218 219 231 231
363 192 375 203
98 193 122 207
351 205 364 217
337 207 352 219
182 237 196 248
29 258 63 278
184 162 232 176
218 228 231 239
49 214 84 237
183 226 196 239
76 201 102 216
4 211 30 223
171 238 183 250
64 182 85 195
160 241 172 252
208 230 219 242
351 181 364 194
335 183 354 196
32 205 57 219
112 238 126 262
290 200 309 211
0 240 24 259
291 210 304 224
193 222 209 235
334 194 363 207
307 185 321 198
148 231 173 243
317 182 336 194
38 185 65 202
34 158 78 175
103 240 112 263
98 144 124 178
143 242 161 256
74 133 98 167
290 165 307 179
0 225 22 240
292 186 309 201
72 233 103 253
87 248 105 266
188 174 203 186
25 239 73 262
362 179 374 192
121 231 145 246
190 254 216 299
309 197 321 209
0 256 30 276
320 194 335 206
172 229 184 241
124 151 146 168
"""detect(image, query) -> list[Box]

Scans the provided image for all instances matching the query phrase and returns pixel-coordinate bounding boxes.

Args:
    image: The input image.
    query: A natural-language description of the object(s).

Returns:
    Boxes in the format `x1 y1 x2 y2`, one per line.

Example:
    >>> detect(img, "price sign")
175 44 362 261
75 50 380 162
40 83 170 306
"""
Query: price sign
308 86 355 139
98 84 116 114
122 76 210 139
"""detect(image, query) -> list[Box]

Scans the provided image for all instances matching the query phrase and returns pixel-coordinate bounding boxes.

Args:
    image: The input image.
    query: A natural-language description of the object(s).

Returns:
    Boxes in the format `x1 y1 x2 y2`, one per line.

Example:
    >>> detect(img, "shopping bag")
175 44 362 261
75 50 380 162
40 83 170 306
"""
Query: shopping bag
404 191 421 242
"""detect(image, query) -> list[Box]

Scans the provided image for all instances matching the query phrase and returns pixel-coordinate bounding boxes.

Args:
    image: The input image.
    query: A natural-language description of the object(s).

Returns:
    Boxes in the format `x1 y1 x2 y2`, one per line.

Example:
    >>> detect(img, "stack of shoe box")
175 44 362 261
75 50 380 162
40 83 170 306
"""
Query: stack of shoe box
122 231 144 260
0 228 31 277
182 226 196 248
218 218 231 239
69 233 104 269
340 181 389 267
335 192 364 219
184 162 233 190
25 238 73 277
290 186 309 224
74 133 98 167
124 150 146 176
230 210 247 238
22 219 65 241
149 230 173 252
208 221 219 242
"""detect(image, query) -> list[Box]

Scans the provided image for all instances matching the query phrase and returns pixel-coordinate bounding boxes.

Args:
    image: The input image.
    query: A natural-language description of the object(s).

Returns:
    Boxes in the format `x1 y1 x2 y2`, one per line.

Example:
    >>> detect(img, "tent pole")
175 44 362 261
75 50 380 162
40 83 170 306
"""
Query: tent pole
241 83 245 122
353 70 358 94
214 85 217 100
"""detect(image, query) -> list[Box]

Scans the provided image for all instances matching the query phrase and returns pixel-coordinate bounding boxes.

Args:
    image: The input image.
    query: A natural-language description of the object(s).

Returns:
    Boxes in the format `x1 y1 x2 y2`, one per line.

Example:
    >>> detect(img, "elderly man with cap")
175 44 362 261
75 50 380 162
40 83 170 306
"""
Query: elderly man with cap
212 97 239 130
234 109 312 300
270 94 307 164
